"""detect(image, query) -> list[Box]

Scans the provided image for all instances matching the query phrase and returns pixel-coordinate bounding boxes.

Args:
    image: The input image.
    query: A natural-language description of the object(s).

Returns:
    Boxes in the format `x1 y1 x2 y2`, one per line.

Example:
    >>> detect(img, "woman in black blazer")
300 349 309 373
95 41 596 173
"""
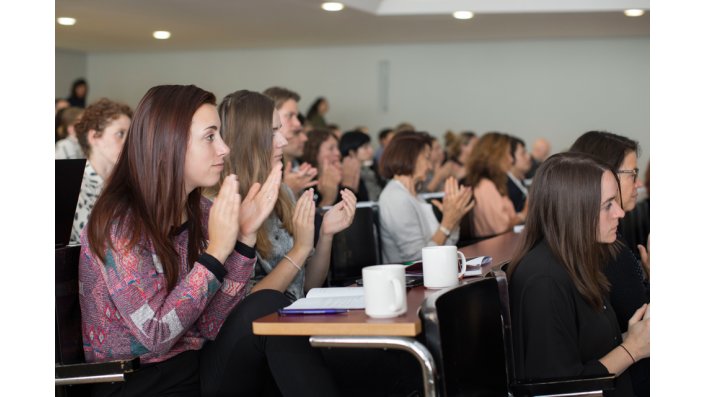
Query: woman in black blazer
507 152 649 397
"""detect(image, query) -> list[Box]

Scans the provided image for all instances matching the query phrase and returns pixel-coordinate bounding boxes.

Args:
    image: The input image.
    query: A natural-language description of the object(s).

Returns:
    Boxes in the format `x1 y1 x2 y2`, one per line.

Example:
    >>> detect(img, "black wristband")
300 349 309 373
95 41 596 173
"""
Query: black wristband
235 241 256 259
197 253 227 282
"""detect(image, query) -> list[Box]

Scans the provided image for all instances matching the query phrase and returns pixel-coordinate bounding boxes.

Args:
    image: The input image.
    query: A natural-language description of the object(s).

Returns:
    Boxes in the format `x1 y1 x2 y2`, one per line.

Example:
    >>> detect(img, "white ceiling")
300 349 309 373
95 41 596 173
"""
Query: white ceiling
55 0 650 53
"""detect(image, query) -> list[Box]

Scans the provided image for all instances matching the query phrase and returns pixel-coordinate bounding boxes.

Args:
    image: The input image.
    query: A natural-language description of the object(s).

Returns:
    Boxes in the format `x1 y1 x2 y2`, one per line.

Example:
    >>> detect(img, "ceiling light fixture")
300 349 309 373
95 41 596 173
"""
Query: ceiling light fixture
153 31 171 39
321 2 344 12
624 9 645 17
57 17 76 26
453 11 474 20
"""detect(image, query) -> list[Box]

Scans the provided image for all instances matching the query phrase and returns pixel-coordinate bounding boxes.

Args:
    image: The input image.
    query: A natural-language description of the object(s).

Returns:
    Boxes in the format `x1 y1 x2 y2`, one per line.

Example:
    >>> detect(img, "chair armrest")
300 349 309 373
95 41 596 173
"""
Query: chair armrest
511 374 615 396
56 358 140 385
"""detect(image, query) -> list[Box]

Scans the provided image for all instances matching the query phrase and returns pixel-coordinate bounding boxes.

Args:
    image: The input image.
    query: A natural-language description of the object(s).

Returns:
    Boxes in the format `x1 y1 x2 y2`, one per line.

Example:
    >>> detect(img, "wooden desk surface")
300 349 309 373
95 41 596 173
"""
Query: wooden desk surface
252 231 523 337
460 231 522 273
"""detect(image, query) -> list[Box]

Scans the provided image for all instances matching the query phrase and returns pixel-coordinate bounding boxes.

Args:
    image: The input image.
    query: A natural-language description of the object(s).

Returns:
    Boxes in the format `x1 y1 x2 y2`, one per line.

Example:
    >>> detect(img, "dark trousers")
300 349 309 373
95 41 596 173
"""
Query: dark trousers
92 290 340 397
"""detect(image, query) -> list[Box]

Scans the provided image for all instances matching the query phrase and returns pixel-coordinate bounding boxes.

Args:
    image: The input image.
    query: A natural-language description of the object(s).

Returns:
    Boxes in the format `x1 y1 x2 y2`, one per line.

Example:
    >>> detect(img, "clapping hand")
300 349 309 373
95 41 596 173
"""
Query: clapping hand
341 155 361 192
317 158 342 206
432 177 474 230
321 188 357 236
238 162 283 246
291 189 316 254
206 174 241 263
284 161 318 196
623 304 650 361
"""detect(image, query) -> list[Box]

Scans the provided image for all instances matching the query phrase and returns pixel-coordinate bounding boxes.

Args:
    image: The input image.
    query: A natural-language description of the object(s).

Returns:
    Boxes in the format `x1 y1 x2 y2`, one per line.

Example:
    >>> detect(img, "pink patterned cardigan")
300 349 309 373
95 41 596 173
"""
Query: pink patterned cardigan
78 197 256 364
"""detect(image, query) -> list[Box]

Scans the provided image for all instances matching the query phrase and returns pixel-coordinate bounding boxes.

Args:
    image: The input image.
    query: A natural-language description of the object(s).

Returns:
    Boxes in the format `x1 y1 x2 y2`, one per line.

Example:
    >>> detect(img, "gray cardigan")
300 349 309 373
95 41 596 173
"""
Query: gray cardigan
378 180 458 263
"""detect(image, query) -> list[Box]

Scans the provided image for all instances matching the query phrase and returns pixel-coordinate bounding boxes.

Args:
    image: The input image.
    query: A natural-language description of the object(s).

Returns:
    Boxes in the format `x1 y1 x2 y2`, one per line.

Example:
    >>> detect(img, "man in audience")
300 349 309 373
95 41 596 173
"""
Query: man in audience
263 86 317 195
525 137 552 179
373 127 395 164
507 136 531 212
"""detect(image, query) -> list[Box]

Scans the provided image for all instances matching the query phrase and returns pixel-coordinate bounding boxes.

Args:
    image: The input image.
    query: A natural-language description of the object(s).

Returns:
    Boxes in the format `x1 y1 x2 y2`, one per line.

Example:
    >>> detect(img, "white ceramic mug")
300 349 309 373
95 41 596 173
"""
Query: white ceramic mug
362 264 407 318
422 245 468 289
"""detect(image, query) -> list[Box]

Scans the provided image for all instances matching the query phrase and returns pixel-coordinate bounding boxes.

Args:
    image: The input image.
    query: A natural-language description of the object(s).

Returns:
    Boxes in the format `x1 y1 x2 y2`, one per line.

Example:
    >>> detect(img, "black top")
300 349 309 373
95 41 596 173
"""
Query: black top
605 233 649 332
510 240 633 397
525 157 541 179
506 176 527 213
604 233 650 397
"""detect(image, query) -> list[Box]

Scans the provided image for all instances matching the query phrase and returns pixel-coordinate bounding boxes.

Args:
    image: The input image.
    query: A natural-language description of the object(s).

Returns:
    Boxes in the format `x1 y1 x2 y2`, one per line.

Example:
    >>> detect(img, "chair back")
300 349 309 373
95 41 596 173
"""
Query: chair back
55 245 85 365
328 202 382 286
420 275 513 396
56 159 86 247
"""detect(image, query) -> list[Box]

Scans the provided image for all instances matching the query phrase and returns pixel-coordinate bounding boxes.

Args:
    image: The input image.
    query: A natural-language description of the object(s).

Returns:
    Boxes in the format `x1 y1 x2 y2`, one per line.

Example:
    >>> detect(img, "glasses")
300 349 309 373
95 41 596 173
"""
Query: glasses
616 168 639 183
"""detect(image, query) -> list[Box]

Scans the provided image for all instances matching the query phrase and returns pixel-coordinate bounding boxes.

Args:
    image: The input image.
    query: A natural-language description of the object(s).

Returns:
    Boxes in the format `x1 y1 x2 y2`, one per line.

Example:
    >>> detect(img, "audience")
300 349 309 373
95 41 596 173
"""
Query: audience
378 132 474 263
55 106 84 159
218 90 356 301
306 96 329 129
79 84 343 396
339 130 384 201
570 130 650 397
525 137 552 179
262 86 318 196
54 78 650 396
464 132 527 238
508 152 649 397
70 98 132 244
506 136 531 212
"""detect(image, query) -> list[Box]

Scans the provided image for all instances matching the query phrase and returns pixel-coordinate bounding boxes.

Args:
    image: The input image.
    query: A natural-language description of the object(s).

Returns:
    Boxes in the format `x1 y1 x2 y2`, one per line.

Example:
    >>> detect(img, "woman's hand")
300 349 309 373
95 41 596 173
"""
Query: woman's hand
291 189 316 254
433 176 475 230
238 162 283 246
622 304 650 361
321 188 357 237
341 155 361 192
317 158 342 206
284 161 318 196
427 161 455 192
206 174 241 263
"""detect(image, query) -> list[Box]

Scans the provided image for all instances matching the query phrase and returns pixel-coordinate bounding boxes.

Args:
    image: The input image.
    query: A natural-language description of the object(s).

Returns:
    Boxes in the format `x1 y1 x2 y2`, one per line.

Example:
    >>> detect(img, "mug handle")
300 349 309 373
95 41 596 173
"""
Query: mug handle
457 251 468 278
390 278 405 314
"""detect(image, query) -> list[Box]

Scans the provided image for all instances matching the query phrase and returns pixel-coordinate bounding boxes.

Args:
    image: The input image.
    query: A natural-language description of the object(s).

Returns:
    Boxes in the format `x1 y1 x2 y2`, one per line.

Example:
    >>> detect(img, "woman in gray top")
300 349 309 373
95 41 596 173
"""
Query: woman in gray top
378 132 475 263
217 90 356 301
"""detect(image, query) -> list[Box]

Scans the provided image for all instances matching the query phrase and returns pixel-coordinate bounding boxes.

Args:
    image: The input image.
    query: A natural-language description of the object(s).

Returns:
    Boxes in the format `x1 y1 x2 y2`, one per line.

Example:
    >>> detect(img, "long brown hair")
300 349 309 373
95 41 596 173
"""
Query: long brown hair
218 90 294 260
86 85 215 291
464 132 511 195
507 152 620 310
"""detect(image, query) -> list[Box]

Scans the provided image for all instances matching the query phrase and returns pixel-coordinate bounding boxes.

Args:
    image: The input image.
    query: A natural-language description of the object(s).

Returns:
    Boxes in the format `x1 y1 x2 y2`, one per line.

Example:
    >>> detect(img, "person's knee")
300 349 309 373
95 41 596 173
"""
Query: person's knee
231 289 290 326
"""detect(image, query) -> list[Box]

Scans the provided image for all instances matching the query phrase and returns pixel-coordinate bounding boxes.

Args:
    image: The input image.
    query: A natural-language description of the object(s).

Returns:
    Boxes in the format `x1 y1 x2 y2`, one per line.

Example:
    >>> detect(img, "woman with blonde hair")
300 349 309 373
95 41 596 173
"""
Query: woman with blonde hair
464 132 527 238
218 90 356 301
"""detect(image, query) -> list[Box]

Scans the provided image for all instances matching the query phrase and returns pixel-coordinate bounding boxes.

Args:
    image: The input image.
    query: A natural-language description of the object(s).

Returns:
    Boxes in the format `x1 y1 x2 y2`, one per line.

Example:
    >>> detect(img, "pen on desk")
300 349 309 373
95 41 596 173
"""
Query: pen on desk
278 309 349 315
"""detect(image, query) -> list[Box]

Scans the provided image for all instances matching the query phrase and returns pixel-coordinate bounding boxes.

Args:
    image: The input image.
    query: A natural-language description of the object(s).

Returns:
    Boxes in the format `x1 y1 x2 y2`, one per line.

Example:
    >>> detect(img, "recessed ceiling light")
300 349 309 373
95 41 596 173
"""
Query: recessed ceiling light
153 31 171 40
57 17 76 26
321 2 344 12
624 9 645 17
453 11 474 20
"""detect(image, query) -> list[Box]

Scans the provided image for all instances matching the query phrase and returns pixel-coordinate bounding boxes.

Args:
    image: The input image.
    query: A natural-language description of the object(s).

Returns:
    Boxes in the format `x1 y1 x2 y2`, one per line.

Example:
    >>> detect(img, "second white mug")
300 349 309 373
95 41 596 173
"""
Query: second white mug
422 245 468 289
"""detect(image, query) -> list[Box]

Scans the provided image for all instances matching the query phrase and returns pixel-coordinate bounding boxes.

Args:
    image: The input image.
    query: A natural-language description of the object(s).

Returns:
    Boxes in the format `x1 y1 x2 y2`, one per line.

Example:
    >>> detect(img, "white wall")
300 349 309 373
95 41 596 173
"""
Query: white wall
55 49 87 100
77 37 649 169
